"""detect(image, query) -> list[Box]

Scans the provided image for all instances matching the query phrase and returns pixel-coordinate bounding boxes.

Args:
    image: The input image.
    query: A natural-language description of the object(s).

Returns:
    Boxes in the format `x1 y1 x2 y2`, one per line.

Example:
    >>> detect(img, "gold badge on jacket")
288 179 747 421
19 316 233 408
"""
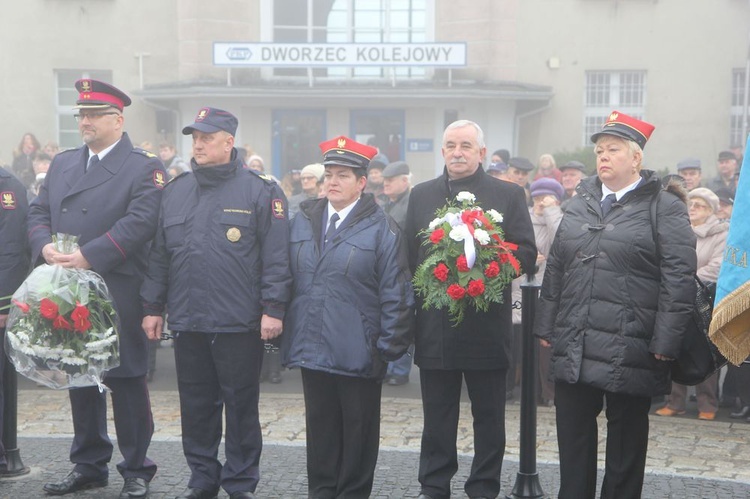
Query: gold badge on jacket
226 227 241 242
1 191 16 210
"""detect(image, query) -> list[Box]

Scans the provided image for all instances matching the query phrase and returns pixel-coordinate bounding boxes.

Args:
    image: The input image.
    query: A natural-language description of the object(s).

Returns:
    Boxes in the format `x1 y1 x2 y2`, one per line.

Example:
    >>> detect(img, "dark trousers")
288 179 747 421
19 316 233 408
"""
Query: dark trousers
301 368 382 499
69 376 156 480
0 329 6 467
174 332 264 494
555 382 651 499
418 368 507 499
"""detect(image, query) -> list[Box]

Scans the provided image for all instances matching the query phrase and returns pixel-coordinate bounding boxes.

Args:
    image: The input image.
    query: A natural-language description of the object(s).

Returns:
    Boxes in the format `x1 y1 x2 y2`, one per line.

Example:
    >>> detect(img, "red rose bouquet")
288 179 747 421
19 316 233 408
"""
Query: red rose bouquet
413 191 521 325
3 234 120 390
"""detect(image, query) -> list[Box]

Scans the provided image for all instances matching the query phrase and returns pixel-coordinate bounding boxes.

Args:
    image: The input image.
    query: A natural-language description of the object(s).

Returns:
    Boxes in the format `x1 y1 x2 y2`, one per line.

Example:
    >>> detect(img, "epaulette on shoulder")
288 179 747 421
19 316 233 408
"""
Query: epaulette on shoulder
247 168 277 185
133 147 158 159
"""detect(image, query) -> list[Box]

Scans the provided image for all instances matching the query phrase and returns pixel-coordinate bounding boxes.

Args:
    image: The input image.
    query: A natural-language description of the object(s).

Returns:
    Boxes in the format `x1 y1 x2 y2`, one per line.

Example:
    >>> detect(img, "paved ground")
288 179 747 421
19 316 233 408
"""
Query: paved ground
3 344 750 498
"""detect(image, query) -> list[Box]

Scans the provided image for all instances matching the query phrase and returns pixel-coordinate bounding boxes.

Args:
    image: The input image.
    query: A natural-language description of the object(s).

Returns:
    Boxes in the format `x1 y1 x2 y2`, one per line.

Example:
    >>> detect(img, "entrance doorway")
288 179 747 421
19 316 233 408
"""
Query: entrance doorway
271 110 327 178
350 110 405 163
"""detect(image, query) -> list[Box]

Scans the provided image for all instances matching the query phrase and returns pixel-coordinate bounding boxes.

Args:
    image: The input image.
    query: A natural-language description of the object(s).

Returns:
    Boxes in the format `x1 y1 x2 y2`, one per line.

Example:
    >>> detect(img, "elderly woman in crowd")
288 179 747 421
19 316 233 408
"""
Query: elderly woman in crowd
534 111 697 499
656 187 729 421
528 177 564 406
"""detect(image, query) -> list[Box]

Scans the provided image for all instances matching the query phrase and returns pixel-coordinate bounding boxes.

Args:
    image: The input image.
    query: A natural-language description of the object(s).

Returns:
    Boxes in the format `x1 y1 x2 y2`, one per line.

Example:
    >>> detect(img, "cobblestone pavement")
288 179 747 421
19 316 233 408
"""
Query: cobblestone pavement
5 389 750 498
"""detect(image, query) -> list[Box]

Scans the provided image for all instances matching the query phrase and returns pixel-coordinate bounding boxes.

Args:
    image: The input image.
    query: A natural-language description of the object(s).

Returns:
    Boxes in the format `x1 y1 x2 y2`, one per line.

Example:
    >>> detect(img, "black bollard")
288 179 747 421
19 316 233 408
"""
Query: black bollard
507 274 545 499
1 328 30 477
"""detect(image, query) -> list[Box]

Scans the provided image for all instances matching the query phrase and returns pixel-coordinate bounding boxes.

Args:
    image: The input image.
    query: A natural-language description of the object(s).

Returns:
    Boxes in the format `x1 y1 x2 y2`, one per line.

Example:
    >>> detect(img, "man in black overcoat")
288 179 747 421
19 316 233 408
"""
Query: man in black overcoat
27 79 163 498
404 120 536 499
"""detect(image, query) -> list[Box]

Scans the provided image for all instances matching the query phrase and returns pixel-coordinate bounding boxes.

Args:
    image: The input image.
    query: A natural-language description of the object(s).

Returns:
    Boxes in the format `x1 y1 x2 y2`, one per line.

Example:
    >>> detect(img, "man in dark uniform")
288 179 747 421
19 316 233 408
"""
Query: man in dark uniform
141 107 292 499
27 79 163 498
0 169 29 477
404 120 536 499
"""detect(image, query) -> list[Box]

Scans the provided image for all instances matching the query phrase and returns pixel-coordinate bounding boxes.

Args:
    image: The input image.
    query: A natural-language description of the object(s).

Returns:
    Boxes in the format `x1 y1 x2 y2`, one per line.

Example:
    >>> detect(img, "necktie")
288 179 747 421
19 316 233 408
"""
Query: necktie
324 213 340 248
601 193 617 217
86 154 99 172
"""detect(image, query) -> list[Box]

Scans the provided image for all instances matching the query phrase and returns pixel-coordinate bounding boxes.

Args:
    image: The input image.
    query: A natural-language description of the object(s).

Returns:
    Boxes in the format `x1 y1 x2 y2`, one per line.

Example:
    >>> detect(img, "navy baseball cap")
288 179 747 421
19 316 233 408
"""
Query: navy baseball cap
182 107 238 136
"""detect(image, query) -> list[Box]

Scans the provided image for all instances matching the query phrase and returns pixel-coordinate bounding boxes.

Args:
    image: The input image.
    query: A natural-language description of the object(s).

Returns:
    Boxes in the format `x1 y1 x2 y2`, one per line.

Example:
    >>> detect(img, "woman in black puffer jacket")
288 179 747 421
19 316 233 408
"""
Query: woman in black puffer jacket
534 111 697 499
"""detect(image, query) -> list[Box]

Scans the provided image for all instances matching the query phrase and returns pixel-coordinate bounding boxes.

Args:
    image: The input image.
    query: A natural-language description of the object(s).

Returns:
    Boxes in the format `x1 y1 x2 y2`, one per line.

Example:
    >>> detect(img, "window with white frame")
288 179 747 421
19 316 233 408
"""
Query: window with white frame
731 68 748 147
582 71 647 146
272 0 429 79
56 69 112 149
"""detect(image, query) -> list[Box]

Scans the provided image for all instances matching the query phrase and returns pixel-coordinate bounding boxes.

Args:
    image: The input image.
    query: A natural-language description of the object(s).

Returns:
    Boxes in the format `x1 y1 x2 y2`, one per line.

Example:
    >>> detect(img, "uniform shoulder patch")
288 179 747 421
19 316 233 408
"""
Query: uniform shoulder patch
134 147 158 159
272 198 285 219
1 191 17 210
153 170 167 189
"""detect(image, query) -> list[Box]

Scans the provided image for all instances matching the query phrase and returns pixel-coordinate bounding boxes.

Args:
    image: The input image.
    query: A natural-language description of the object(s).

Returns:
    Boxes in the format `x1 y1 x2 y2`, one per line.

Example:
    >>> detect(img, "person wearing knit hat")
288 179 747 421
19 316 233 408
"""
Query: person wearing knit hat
288 163 325 219
657 185 728 423
529 177 564 202
687 187 720 214
528 177 564 408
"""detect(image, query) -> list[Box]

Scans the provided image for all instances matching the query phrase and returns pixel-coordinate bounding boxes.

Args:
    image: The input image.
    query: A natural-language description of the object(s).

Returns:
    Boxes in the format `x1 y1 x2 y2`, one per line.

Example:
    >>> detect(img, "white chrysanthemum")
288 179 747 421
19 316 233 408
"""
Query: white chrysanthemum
474 228 491 245
456 191 476 203
86 338 112 350
60 356 87 366
89 352 112 361
449 227 466 242
6 332 20 348
428 217 443 230
486 209 503 223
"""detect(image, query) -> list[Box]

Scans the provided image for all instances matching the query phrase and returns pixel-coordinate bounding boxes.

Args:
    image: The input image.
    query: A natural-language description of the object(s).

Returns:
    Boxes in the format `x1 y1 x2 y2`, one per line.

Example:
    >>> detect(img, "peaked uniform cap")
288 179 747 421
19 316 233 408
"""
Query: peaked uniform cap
319 135 378 169
590 110 655 149
74 79 131 110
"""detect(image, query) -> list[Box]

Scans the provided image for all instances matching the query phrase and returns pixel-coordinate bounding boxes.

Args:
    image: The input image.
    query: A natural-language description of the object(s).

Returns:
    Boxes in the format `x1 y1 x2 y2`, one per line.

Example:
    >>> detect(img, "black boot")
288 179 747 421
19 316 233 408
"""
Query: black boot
267 350 283 384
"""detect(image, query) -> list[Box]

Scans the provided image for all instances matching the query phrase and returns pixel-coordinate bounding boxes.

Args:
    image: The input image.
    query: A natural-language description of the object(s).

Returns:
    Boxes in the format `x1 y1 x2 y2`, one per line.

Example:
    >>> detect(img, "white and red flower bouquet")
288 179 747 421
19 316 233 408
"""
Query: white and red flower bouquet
413 191 521 325
4 234 119 390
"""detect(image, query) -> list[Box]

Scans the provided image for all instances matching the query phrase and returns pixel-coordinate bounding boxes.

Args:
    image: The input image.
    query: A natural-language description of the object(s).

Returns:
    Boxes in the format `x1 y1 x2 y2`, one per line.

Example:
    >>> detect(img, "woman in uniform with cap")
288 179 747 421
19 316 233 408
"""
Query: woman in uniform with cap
282 135 414 498
534 111 697 498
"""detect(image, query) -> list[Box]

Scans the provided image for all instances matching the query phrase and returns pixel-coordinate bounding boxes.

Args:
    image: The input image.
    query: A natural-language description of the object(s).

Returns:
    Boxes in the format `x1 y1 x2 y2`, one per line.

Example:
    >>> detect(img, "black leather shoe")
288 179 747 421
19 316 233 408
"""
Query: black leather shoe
730 406 750 418
43 470 108 495
387 375 409 386
175 487 219 499
229 492 256 499
120 477 149 498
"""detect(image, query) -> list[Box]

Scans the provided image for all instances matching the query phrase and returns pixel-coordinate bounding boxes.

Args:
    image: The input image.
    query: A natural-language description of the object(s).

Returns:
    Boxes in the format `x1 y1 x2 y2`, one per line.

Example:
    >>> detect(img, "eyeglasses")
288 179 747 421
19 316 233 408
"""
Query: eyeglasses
688 201 710 209
74 111 120 122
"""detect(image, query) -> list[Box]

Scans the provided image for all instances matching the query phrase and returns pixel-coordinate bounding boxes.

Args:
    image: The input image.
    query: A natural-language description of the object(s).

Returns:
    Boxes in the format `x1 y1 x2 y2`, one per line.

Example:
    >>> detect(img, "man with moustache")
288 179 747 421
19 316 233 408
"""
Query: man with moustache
404 120 536 499
28 79 162 498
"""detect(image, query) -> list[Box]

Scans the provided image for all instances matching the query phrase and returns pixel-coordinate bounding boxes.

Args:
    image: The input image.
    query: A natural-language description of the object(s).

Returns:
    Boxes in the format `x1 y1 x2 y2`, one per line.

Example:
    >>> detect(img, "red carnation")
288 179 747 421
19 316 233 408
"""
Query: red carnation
429 228 445 244
12 300 30 314
71 303 92 333
456 255 470 272
53 315 73 331
39 298 59 320
484 261 500 278
446 284 466 300
467 279 486 297
433 263 449 282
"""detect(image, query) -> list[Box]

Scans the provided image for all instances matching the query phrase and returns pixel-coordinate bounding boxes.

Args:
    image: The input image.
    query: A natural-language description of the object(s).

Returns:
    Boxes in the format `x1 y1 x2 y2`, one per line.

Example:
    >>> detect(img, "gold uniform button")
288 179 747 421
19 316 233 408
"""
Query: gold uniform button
226 227 241 242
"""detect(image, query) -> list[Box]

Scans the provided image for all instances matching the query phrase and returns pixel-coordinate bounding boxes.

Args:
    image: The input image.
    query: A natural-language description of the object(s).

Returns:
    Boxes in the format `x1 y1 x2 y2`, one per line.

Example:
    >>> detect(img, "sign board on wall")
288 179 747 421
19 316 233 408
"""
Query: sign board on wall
406 139 434 152
214 43 467 67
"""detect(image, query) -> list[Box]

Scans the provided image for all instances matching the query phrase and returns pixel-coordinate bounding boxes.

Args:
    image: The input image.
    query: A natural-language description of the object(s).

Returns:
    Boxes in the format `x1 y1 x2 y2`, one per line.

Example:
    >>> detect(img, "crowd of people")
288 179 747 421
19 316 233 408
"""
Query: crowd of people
0 77 746 499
